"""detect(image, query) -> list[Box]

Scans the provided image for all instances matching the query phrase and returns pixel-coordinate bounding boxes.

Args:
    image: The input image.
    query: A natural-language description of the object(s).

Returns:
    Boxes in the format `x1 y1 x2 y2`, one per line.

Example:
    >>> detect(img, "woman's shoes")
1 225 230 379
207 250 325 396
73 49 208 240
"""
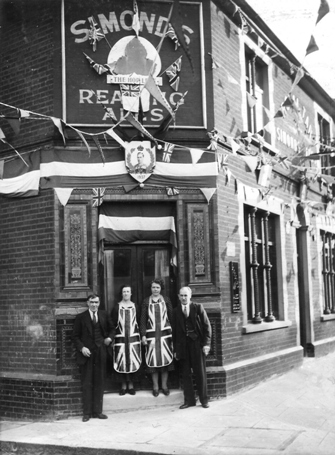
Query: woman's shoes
162 388 170 396
128 388 136 395
152 389 159 397
119 389 126 396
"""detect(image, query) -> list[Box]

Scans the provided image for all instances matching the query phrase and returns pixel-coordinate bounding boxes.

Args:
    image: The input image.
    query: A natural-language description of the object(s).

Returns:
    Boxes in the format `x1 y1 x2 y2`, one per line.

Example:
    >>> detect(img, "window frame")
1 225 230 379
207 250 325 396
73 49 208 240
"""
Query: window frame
238 184 291 333
241 35 274 146
316 215 335 320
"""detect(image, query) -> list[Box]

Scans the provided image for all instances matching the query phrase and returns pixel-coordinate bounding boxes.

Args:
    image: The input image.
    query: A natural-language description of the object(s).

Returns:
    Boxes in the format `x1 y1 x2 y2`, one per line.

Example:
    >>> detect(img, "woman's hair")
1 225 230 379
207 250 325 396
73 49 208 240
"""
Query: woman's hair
119 284 132 300
150 278 165 291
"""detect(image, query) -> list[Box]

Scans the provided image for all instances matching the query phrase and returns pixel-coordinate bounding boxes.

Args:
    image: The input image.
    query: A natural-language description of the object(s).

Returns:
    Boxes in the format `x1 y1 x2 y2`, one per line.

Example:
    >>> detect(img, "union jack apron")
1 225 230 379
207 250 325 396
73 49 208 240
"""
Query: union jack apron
113 303 141 374
145 297 173 368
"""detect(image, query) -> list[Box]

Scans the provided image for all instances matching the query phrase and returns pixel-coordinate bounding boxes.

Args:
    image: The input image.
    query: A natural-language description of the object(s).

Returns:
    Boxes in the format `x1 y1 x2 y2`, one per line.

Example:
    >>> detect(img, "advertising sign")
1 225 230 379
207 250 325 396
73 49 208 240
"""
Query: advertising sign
63 0 206 128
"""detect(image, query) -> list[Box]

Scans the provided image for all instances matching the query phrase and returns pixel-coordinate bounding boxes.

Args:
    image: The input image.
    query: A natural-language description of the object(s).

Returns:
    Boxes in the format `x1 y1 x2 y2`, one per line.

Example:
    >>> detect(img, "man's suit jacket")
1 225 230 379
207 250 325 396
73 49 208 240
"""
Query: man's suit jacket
172 302 211 360
72 309 115 365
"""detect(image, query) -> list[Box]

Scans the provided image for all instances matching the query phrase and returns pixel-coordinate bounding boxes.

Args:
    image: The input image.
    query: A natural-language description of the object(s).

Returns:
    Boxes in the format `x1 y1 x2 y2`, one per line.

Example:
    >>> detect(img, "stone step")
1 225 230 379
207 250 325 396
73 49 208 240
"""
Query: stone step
103 389 184 413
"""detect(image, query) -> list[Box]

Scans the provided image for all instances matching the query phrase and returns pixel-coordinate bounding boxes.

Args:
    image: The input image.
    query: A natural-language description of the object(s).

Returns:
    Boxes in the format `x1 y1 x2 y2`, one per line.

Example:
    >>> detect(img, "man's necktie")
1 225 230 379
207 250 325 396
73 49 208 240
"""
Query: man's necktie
93 313 97 325
183 305 188 318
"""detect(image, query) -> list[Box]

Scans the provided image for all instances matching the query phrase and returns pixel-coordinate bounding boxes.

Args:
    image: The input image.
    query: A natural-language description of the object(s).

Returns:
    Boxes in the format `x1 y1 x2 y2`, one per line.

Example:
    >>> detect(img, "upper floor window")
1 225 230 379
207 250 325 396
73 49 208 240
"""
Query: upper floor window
318 114 332 175
244 205 279 322
245 48 271 143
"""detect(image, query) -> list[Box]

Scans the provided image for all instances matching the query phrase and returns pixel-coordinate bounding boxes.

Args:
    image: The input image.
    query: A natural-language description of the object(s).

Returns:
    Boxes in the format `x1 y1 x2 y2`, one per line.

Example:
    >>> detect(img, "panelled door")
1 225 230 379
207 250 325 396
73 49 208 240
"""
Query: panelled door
103 243 178 391
103 243 176 313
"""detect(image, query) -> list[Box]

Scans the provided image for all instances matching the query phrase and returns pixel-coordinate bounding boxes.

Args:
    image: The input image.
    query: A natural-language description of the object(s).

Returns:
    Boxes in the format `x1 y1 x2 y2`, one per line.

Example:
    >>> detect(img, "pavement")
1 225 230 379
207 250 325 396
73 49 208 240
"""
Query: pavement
1 351 335 455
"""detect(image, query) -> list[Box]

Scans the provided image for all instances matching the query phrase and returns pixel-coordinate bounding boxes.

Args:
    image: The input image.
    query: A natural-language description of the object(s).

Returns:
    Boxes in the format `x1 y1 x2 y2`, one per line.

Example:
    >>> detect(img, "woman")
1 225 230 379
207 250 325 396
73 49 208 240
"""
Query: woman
111 285 141 395
140 278 174 397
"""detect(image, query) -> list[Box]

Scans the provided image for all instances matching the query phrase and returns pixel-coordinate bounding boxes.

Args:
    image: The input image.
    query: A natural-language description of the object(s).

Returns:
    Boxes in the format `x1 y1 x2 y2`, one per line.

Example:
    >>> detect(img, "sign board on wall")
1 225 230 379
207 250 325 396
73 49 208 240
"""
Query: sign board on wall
62 0 206 128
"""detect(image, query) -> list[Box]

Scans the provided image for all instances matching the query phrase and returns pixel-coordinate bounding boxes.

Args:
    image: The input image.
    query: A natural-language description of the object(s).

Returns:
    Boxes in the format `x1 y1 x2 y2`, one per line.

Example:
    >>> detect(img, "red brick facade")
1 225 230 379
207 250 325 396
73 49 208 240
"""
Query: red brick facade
1 0 334 419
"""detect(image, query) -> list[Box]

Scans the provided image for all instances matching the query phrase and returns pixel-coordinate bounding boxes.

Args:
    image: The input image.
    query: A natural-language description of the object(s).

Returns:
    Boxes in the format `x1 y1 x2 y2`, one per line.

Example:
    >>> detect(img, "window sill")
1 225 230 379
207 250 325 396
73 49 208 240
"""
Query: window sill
321 314 335 322
242 320 292 334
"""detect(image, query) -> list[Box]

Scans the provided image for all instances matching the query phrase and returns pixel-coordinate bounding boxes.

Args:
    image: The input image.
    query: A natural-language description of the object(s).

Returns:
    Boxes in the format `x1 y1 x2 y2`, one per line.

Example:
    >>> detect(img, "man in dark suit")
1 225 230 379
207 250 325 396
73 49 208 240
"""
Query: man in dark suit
73 294 115 422
172 286 212 409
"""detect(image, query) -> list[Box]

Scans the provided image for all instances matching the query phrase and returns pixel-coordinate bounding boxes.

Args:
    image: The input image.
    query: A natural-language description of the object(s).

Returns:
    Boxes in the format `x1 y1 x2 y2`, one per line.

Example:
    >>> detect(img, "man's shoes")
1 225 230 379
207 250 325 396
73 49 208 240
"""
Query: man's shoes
92 413 108 419
82 415 90 422
179 403 196 409
152 389 159 397
119 389 126 396
162 388 170 396
202 403 209 408
128 388 136 395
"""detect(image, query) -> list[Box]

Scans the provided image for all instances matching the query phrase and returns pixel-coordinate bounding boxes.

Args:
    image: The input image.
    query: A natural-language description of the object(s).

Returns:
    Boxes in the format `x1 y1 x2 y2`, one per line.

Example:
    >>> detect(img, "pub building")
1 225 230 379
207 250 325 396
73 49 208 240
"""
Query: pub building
1 0 335 420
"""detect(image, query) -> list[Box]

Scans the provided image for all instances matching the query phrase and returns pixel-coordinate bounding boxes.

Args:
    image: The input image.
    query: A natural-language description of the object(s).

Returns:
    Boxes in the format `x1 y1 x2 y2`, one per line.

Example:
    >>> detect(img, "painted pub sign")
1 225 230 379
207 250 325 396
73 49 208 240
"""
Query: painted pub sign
63 0 206 128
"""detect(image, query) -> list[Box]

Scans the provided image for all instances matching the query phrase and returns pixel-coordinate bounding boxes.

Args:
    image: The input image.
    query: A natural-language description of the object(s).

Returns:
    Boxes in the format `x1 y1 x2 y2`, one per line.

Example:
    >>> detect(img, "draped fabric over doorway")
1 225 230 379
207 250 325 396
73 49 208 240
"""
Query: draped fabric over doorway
98 203 178 266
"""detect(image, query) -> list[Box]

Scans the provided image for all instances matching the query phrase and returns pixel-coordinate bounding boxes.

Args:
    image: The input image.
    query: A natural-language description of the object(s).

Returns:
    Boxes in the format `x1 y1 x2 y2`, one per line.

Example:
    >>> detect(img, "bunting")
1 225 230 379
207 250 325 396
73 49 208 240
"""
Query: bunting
0 151 40 198
316 0 330 24
305 35 319 56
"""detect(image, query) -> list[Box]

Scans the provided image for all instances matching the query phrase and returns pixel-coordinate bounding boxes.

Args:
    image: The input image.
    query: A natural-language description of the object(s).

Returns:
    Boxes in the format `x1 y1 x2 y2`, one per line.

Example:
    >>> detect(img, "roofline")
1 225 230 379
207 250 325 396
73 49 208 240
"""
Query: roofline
213 0 335 119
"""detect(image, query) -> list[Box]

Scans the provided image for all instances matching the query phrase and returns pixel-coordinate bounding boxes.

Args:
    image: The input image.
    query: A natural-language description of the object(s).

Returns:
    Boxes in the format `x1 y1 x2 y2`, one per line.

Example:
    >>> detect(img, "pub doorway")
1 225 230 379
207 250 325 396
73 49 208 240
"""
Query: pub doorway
103 243 179 391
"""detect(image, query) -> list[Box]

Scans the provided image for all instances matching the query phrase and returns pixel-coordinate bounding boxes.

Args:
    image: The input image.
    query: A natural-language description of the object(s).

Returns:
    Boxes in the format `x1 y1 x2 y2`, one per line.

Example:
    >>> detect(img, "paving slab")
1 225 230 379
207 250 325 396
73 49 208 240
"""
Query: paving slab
1 351 335 455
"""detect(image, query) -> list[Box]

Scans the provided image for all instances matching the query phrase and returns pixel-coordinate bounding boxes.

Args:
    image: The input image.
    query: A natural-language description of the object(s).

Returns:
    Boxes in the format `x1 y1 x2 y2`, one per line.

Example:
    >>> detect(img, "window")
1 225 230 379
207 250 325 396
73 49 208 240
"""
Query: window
320 230 335 314
244 205 279 322
318 114 332 175
245 48 271 143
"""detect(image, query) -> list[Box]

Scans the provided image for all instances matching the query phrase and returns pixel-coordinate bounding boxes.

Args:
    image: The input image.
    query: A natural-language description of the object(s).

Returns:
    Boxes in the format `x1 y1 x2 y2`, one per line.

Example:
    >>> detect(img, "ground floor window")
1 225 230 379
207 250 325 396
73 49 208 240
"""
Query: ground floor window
244 204 279 322
321 230 335 314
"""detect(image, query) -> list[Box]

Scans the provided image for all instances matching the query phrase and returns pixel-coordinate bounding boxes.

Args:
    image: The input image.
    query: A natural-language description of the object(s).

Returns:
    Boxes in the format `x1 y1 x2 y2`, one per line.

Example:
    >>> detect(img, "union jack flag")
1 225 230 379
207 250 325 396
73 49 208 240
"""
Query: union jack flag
166 24 180 50
162 142 175 163
92 187 105 207
120 84 141 97
165 56 182 91
113 305 141 374
145 298 173 368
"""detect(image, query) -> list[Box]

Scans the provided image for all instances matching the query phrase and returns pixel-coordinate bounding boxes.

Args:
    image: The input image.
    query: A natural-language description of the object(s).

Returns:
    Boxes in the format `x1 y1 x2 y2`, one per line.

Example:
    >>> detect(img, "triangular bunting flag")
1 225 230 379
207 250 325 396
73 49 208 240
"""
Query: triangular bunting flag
54 188 73 206
19 109 30 118
105 127 127 148
72 128 91 156
126 113 157 143
242 155 258 172
231 139 241 155
208 53 221 69
282 96 294 108
123 184 139 193
132 0 140 36
290 67 305 92
316 0 330 24
246 91 257 108
166 23 180 51
200 188 216 203
92 136 105 164
51 117 67 145
306 35 319 56
189 148 204 165
226 71 239 85
7 117 20 135
274 108 284 118
144 74 175 119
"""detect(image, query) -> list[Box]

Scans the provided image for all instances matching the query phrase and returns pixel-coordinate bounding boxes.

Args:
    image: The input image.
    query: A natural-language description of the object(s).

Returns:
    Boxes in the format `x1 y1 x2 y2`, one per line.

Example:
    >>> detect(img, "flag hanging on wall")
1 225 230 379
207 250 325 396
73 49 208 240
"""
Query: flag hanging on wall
0 151 40 197
98 203 178 266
